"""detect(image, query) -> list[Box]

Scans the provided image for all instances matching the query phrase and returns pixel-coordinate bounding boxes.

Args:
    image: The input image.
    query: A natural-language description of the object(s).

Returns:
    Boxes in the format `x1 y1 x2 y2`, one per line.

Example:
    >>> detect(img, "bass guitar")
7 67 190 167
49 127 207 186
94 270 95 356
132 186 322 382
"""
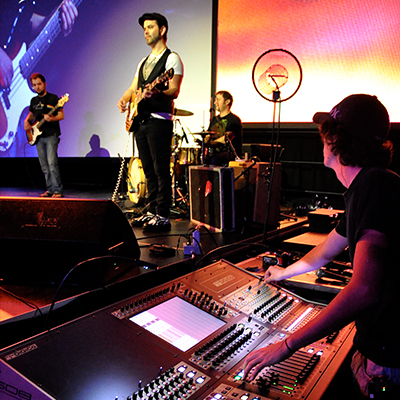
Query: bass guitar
125 68 174 132
0 0 82 153
26 93 69 145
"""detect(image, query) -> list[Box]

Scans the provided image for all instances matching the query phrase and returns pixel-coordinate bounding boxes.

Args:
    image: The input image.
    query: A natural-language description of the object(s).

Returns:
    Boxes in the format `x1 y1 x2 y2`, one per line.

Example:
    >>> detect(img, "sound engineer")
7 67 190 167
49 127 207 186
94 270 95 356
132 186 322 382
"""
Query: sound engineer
243 94 400 398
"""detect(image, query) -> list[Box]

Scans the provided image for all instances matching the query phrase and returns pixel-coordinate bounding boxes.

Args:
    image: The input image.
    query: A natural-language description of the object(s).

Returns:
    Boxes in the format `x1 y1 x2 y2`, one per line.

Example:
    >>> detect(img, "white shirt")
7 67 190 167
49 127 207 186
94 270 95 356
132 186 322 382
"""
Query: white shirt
134 50 184 120
135 50 184 80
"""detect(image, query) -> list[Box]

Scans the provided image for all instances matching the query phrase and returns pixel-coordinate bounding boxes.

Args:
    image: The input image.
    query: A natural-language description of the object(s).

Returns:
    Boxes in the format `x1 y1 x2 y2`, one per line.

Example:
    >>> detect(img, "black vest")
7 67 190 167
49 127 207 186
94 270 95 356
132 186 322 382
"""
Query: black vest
138 49 173 118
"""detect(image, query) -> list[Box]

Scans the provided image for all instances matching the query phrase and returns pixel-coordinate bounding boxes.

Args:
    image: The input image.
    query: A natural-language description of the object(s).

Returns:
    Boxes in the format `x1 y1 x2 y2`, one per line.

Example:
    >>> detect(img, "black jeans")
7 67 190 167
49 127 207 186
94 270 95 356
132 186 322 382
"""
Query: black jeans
135 118 173 217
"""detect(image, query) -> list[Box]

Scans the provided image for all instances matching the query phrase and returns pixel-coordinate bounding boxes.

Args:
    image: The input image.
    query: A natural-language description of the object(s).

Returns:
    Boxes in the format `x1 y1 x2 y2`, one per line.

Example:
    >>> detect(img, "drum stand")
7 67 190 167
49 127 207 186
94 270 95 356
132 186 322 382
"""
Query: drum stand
171 122 190 215
171 128 180 204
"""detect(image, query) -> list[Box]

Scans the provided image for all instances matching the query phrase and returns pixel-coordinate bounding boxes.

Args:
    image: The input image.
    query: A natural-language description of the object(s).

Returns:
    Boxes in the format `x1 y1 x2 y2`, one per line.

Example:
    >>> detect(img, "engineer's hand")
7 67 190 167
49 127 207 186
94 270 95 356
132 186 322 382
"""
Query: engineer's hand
243 340 292 382
264 265 286 283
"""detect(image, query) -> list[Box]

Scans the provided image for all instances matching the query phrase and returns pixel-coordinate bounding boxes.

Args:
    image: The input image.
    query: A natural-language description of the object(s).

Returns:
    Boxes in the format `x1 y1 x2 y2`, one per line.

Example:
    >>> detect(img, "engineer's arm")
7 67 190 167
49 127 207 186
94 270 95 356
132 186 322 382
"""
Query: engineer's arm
244 229 387 381
265 228 348 282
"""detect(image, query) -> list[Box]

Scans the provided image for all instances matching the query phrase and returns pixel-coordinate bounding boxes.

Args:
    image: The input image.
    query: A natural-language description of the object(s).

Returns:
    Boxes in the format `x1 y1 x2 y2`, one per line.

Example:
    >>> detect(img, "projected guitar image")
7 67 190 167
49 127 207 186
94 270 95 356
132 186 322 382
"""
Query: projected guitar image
125 68 174 132
25 94 69 146
0 0 82 153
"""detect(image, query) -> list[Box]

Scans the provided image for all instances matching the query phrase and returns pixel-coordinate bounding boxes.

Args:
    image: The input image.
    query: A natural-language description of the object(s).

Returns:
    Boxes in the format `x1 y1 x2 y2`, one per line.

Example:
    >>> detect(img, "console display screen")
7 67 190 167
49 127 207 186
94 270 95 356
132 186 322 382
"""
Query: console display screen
129 297 225 352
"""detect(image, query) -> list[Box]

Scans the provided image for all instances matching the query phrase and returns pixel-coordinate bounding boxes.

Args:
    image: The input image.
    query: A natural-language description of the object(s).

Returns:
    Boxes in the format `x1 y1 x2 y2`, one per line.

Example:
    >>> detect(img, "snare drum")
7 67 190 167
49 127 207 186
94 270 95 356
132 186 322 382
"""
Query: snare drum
127 157 147 205
178 147 201 165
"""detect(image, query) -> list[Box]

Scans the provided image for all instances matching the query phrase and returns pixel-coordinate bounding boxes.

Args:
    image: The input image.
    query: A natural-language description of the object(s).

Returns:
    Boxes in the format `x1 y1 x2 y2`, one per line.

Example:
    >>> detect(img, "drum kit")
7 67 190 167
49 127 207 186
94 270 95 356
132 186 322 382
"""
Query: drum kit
125 108 214 209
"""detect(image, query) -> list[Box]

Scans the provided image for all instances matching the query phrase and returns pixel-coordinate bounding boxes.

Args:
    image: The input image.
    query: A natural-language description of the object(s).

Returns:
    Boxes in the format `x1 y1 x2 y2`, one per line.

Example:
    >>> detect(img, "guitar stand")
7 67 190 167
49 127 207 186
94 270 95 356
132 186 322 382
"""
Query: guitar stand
171 182 190 217
171 168 190 217
175 186 189 206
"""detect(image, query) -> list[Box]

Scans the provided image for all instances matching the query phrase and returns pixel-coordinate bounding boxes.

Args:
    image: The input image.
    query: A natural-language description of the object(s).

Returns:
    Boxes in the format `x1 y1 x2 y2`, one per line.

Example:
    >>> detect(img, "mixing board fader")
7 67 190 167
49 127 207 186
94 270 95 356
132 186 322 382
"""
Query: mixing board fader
203 323 354 400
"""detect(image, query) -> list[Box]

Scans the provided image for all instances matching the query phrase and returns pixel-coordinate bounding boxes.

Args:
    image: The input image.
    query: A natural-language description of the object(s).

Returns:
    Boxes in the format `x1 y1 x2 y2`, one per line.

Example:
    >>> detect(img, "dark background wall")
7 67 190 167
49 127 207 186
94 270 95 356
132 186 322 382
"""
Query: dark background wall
3 123 399 209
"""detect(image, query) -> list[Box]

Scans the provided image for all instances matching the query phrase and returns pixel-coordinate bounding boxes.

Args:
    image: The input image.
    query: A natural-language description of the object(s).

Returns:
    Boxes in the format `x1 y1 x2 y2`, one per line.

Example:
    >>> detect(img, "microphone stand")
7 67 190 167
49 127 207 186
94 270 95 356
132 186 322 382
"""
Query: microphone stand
174 119 191 210
234 157 257 181
176 118 189 144
234 157 258 234
251 49 303 241
225 132 239 160
262 88 281 245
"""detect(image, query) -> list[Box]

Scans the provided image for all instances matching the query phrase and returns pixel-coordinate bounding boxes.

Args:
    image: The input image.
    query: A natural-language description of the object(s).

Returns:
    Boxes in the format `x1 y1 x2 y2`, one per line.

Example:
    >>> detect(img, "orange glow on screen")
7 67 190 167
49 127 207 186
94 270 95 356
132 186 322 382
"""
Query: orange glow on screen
217 0 400 122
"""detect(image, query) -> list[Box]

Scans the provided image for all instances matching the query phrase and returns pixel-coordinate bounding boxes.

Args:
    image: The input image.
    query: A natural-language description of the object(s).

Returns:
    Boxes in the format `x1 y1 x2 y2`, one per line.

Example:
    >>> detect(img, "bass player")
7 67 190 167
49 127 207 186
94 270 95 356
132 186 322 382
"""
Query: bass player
23 73 64 198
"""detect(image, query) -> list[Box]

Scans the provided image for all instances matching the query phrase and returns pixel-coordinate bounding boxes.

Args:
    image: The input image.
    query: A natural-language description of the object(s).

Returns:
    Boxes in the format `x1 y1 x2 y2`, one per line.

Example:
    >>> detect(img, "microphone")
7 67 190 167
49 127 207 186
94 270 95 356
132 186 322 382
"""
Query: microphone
268 74 279 89
316 267 350 283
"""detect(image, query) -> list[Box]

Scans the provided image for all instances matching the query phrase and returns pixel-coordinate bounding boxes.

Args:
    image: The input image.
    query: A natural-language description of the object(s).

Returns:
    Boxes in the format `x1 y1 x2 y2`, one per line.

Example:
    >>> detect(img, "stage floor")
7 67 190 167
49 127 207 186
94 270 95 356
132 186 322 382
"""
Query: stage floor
0 185 306 349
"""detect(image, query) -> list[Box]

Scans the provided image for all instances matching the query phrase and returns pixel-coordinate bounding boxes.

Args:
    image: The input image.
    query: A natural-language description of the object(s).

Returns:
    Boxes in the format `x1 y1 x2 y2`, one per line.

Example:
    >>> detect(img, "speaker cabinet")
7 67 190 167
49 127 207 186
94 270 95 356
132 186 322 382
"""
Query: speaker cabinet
0 198 140 285
231 161 282 227
189 166 235 232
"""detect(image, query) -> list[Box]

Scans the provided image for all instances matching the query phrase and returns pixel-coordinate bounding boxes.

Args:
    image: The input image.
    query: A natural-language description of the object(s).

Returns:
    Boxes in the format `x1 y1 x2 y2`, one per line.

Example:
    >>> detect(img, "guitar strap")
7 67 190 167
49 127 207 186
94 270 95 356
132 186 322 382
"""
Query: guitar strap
139 49 171 87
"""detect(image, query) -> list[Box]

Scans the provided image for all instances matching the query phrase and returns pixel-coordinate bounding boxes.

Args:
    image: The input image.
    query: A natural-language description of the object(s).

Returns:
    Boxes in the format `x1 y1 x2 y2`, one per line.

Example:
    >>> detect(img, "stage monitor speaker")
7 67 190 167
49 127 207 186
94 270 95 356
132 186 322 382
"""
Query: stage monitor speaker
230 161 282 227
0 198 140 285
189 166 235 232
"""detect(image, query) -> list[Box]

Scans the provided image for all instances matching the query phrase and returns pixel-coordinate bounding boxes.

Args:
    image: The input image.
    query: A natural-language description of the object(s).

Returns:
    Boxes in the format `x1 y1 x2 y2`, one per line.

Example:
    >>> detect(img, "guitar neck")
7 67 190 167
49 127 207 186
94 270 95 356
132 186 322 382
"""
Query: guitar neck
137 77 160 102
137 70 170 103
48 103 61 117
148 77 161 92
36 104 60 129
20 0 83 79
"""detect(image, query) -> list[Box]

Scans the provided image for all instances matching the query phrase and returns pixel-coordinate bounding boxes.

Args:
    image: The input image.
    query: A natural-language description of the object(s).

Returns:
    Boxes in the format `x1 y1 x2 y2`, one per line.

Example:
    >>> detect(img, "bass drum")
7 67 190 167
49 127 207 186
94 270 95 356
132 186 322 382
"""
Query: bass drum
127 157 147 205
178 147 201 165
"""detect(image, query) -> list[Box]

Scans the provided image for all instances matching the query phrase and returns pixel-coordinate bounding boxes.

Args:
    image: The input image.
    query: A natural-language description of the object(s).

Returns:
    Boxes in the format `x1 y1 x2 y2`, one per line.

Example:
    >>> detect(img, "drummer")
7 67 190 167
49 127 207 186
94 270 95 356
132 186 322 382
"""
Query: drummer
204 91 243 166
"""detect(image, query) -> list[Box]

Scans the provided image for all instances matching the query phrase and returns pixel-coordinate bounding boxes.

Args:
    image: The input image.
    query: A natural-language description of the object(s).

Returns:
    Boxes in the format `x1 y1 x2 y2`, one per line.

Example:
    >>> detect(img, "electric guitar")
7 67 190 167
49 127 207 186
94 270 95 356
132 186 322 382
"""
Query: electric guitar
0 0 82 153
26 93 69 145
125 68 174 132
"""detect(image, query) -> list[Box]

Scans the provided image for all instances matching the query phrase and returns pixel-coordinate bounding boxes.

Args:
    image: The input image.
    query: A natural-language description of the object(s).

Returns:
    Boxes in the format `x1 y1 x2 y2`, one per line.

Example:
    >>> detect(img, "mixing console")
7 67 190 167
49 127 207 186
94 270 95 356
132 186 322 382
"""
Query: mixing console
0 258 354 400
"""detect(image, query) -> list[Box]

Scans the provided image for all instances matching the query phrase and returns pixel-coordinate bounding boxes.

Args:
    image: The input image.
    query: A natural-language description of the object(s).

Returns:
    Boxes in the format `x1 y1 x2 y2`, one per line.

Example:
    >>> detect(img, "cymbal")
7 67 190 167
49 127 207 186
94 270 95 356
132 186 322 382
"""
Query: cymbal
174 108 194 116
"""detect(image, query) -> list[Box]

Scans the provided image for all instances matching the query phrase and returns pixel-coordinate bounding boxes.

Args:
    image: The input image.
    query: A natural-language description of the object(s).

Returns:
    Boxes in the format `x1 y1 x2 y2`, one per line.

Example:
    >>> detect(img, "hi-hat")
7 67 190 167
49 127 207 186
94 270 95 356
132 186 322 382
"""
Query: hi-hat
174 108 194 116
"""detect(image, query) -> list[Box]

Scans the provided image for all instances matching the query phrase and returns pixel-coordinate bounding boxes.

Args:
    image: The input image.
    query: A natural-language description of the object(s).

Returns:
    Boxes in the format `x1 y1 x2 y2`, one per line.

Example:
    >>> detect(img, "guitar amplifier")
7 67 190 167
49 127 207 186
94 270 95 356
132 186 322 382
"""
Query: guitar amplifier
189 166 235 232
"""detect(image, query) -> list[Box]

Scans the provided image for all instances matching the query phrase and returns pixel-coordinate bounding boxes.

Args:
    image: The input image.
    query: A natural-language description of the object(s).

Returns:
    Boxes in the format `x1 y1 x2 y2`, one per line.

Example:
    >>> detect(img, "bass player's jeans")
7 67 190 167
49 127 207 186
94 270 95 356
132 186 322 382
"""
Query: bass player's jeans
36 134 63 195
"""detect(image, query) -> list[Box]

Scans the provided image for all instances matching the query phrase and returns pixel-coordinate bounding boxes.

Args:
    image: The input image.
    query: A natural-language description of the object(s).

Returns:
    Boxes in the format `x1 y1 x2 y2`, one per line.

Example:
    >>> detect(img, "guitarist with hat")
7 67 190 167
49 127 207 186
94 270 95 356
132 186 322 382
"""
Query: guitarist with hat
117 12 184 232
23 73 65 198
